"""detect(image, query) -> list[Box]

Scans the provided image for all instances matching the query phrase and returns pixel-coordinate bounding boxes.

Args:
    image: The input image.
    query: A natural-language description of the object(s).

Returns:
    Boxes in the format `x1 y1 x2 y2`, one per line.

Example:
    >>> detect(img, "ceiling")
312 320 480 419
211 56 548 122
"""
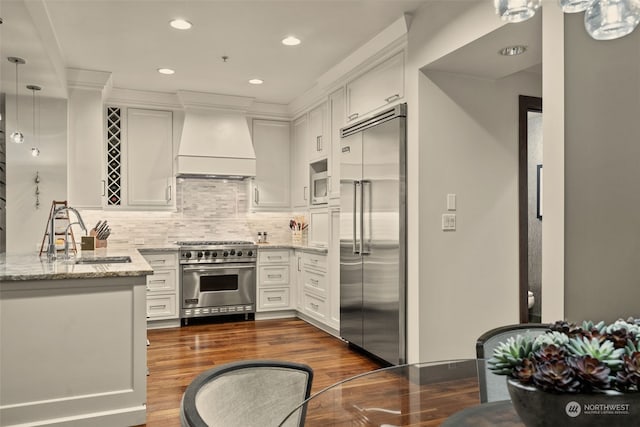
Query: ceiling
424 12 542 79
1 0 426 103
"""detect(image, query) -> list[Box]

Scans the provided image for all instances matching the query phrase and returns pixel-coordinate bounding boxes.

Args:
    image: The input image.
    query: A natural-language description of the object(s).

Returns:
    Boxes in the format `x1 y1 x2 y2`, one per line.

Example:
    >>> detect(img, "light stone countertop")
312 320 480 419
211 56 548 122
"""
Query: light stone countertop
0 248 153 282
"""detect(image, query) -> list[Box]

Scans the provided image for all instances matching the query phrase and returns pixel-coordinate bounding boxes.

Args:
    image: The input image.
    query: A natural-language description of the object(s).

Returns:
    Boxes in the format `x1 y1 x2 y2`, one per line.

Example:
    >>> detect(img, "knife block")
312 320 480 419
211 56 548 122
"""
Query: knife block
90 229 108 248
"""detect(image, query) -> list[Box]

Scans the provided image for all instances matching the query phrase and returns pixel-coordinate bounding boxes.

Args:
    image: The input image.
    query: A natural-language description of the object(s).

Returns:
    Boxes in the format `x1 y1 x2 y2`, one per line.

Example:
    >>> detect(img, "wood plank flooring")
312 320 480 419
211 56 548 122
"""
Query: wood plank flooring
140 317 483 426
141 317 383 427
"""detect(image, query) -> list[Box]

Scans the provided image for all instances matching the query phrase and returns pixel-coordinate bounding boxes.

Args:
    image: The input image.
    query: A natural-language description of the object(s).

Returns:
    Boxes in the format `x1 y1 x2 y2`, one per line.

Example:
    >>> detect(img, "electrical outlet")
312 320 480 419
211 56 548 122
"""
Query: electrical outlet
134 238 145 245
442 214 456 231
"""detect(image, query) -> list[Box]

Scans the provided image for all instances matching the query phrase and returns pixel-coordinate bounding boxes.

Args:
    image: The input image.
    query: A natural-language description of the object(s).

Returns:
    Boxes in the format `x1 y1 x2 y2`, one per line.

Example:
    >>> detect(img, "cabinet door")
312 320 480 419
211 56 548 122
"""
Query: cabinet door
308 208 329 248
329 208 340 328
251 120 291 209
328 88 345 200
127 108 173 206
346 51 404 123
308 102 328 161
291 115 309 208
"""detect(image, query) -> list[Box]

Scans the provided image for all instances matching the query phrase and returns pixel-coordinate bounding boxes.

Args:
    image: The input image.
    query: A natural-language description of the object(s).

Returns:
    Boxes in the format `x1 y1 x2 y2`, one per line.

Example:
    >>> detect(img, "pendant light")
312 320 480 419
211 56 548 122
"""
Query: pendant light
494 0 542 23
7 57 26 144
27 85 42 157
585 0 640 40
559 0 594 13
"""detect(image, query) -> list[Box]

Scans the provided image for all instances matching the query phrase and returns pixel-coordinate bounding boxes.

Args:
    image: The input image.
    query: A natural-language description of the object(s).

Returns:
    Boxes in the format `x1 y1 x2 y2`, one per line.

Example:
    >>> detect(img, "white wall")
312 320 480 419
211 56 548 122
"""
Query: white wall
563 13 640 322
418 70 541 360
6 95 67 253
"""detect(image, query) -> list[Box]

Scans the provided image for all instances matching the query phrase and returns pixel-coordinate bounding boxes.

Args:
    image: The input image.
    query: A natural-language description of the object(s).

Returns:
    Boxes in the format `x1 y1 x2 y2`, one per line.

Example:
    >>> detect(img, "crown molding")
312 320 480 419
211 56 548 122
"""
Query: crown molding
106 87 181 109
66 68 112 91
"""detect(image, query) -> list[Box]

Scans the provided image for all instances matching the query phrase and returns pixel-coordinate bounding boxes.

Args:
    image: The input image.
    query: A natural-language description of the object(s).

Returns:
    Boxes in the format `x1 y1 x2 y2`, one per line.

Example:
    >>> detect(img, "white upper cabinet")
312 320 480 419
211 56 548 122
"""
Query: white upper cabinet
127 108 174 207
291 115 309 208
346 51 405 123
251 119 291 210
328 87 345 201
308 102 328 162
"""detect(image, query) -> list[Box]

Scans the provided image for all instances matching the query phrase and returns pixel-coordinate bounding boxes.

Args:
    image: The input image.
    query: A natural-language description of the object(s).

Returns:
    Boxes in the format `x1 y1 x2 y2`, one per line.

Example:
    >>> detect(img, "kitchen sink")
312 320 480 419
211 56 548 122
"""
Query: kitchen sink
75 256 132 264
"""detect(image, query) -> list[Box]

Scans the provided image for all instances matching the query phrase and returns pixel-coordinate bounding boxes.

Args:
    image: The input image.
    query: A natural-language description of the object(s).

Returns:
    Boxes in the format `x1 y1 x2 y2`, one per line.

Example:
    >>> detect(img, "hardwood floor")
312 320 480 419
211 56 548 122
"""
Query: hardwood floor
142 317 383 427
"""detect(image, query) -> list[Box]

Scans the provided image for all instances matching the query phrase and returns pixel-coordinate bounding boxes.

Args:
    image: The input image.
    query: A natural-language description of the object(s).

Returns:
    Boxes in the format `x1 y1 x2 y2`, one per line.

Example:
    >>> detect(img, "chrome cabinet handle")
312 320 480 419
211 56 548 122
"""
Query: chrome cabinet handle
167 185 172 202
353 180 361 254
348 113 359 121
254 187 259 204
148 279 166 284
101 180 106 197
385 94 400 103
267 296 282 302
297 257 301 272
304 186 308 201
309 278 319 285
267 274 282 279
150 305 167 310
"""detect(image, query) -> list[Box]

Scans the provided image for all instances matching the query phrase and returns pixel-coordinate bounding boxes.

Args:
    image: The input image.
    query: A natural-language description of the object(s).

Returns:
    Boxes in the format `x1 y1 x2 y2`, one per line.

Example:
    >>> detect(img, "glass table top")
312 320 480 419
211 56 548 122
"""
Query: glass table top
278 359 525 427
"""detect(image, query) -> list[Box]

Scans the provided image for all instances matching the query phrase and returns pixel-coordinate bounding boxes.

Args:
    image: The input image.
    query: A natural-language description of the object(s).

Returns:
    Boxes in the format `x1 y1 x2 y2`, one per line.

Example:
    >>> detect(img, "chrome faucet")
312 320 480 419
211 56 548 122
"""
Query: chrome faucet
47 207 88 261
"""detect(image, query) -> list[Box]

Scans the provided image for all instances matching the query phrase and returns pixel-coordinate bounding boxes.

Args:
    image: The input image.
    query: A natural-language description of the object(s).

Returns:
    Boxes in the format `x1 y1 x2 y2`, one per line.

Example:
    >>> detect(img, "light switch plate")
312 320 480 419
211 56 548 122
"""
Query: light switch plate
447 194 456 211
442 214 456 231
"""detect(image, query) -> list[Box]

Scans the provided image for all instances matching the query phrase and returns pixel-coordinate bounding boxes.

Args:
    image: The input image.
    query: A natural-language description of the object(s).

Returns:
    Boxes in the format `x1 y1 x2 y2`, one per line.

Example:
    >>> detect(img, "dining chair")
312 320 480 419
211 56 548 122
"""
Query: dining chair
180 360 313 427
476 323 549 403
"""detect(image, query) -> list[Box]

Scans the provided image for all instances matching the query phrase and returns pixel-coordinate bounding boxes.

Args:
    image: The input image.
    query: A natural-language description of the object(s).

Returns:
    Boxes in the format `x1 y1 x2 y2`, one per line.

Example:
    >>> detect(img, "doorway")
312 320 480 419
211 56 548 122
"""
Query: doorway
519 95 542 323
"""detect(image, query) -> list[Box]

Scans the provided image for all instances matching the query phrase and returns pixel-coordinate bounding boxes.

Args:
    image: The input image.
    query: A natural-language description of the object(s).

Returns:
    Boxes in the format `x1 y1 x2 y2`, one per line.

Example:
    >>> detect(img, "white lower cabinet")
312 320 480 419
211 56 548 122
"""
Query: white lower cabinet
257 249 295 313
142 251 179 326
259 288 291 310
299 251 333 327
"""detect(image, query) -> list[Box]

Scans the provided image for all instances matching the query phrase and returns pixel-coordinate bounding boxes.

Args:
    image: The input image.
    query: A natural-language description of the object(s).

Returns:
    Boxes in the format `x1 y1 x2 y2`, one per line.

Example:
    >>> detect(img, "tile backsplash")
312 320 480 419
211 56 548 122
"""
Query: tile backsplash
79 178 301 247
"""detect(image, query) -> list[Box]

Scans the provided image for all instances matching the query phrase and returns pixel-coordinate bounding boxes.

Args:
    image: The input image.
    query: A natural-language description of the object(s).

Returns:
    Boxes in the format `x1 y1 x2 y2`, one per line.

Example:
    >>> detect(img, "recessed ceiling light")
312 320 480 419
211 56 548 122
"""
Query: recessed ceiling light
158 68 175 75
170 19 192 30
282 36 301 46
498 45 527 56
249 79 264 85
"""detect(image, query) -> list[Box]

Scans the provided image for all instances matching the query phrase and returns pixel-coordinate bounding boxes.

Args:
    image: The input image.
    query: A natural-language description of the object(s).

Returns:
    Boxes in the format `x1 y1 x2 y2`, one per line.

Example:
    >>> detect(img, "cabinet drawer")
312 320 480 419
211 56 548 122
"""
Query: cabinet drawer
302 268 327 297
146 269 176 293
258 288 291 310
302 252 327 271
259 265 289 286
143 252 178 269
146 294 177 319
258 250 290 264
303 292 328 321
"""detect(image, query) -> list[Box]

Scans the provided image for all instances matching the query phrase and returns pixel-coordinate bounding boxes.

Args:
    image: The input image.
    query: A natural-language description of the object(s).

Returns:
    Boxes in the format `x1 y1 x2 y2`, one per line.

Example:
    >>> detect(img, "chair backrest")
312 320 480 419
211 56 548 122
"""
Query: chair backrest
476 323 549 403
180 360 313 427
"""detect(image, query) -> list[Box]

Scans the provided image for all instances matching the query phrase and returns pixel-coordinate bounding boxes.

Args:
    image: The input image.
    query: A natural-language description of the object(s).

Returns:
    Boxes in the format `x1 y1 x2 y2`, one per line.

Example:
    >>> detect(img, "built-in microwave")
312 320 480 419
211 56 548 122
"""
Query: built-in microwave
311 171 328 205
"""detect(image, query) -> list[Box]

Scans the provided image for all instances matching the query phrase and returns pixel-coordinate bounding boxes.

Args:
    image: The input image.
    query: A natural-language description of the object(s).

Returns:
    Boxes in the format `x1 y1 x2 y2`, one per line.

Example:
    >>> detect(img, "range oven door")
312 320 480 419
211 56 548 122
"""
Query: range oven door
181 264 256 312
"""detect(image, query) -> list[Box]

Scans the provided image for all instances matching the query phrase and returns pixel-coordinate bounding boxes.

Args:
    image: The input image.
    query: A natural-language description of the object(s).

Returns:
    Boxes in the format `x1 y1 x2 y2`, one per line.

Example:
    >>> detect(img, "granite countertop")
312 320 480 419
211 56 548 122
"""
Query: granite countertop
257 243 328 254
0 248 153 282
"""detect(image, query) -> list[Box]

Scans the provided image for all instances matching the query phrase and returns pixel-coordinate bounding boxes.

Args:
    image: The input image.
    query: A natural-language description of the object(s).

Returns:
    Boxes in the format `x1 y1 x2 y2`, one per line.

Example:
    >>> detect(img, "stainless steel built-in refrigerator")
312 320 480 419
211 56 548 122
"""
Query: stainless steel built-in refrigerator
340 104 406 365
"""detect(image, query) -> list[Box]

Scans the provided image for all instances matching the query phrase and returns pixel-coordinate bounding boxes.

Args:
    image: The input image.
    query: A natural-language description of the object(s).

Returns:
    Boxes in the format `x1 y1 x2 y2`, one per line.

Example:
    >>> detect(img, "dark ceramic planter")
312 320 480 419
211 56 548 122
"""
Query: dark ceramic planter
507 379 640 427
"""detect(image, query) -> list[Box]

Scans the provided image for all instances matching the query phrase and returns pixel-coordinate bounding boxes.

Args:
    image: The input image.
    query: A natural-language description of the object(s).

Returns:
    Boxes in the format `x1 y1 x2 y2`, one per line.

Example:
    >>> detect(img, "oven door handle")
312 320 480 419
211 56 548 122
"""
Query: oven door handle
182 265 256 272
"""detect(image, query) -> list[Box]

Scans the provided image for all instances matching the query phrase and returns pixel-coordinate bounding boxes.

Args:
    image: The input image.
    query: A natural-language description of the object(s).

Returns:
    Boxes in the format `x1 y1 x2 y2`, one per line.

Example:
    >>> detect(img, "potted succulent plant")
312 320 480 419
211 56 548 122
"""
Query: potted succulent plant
489 318 640 427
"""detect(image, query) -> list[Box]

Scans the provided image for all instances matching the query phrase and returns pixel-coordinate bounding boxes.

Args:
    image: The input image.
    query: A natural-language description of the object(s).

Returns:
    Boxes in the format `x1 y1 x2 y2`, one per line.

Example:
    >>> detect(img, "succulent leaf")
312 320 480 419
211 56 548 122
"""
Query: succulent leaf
566 337 625 370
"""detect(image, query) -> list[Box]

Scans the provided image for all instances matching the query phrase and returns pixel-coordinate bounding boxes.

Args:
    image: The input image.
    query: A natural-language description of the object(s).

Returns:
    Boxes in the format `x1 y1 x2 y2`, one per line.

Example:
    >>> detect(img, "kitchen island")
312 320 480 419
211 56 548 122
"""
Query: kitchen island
0 249 152 427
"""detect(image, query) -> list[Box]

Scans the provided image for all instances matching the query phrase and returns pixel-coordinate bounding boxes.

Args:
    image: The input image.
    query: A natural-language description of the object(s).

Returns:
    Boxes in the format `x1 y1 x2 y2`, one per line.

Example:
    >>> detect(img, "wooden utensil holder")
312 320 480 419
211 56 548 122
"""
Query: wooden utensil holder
90 229 108 248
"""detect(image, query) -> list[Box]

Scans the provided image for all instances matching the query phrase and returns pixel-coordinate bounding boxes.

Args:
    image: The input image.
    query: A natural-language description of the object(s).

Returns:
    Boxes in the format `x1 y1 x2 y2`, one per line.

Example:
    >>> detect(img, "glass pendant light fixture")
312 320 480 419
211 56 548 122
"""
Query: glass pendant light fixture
585 0 640 40
7 57 26 144
559 0 594 13
27 84 42 157
493 0 639 40
495 0 542 23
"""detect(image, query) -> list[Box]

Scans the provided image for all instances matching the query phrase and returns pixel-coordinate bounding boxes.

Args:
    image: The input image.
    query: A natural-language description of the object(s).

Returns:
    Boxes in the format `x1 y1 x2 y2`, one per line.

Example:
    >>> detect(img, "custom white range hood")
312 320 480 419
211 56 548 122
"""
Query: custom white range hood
176 91 256 179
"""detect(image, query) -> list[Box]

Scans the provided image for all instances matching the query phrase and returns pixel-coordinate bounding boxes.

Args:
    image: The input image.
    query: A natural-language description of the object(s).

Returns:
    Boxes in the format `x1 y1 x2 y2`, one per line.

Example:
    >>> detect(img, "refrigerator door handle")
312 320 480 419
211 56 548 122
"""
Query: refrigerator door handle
361 180 371 255
353 180 361 254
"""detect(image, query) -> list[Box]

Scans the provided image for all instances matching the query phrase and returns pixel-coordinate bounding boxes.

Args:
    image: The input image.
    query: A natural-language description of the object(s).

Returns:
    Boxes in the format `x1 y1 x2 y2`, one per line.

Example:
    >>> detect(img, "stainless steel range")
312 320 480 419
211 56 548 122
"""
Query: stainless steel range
178 241 257 323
